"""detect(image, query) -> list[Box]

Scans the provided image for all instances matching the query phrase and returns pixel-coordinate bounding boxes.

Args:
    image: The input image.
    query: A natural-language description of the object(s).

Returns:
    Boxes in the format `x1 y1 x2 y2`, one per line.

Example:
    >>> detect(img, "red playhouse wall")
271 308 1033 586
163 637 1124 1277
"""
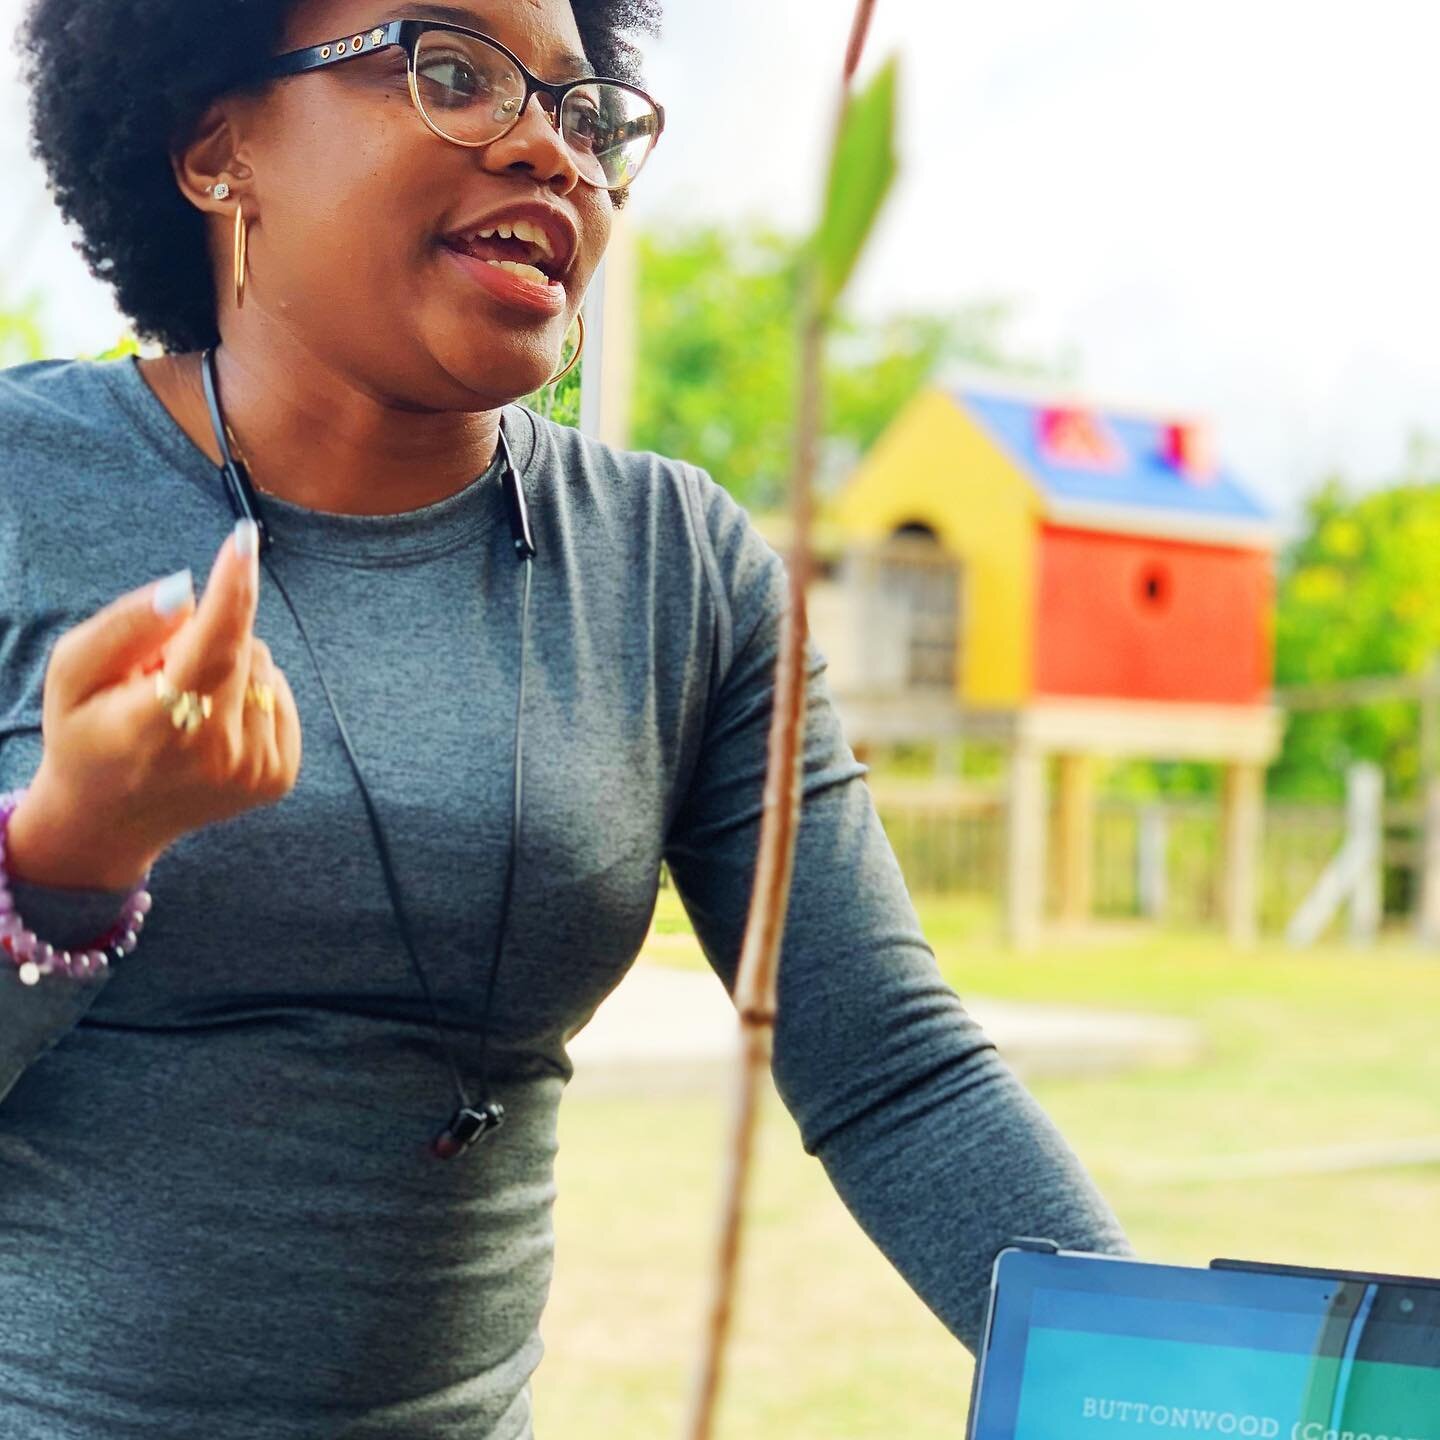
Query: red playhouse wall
1032 523 1272 705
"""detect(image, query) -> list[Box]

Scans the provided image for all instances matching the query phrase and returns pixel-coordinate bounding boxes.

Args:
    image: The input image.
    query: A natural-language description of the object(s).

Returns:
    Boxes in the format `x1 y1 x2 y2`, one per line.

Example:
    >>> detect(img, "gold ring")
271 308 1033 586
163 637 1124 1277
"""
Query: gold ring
154 673 214 736
245 682 276 716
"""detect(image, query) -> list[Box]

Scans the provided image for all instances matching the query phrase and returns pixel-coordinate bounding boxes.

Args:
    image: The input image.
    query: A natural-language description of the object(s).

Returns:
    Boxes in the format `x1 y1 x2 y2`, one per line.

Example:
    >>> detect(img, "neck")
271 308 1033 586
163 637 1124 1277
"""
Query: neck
137 340 504 517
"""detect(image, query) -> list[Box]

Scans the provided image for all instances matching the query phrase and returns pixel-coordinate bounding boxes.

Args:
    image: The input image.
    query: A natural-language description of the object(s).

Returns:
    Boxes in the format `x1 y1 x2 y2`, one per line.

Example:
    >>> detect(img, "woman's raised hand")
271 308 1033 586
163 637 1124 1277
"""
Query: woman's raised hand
8 520 303 891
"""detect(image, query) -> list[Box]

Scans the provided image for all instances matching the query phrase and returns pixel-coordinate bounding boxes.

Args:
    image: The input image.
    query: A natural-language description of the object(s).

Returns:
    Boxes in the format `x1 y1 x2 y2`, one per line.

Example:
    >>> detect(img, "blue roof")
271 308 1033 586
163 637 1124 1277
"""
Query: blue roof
956 387 1272 528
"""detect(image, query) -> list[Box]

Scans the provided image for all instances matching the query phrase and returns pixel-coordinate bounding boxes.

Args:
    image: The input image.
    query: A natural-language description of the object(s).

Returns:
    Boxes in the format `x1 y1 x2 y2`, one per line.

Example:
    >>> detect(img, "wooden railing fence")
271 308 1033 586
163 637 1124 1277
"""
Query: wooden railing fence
866 783 1426 938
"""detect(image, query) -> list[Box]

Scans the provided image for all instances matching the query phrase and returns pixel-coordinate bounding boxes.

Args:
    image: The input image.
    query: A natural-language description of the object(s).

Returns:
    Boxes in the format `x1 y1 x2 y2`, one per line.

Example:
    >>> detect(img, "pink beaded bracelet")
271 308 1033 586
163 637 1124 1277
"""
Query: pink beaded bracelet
0 788 153 987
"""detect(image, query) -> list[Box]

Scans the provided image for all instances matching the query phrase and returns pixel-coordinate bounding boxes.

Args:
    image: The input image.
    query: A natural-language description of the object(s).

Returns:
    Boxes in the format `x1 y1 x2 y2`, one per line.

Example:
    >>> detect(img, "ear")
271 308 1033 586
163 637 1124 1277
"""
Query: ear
170 98 257 213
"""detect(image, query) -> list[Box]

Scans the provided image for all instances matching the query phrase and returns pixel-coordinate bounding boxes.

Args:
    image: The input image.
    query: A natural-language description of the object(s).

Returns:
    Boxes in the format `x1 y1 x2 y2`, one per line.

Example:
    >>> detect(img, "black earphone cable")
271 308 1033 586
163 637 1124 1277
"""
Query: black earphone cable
198 348 525 1159
476 553 531 1095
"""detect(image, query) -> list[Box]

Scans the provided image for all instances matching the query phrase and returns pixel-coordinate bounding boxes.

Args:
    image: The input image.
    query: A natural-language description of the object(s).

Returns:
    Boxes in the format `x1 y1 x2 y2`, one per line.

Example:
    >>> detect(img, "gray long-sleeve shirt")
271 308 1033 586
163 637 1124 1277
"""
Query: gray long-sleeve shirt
0 356 1130 1438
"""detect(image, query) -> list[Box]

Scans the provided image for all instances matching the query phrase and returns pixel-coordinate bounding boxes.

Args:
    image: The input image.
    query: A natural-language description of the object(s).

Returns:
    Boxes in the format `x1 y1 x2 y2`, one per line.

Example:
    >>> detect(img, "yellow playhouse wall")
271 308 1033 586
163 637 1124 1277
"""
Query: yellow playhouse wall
833 388 1040 707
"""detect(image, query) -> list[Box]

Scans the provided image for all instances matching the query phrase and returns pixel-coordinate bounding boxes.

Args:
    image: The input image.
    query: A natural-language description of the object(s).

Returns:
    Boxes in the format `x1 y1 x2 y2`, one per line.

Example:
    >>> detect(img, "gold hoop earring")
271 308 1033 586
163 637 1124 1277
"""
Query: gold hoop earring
233 205 249 311
545 310 585 387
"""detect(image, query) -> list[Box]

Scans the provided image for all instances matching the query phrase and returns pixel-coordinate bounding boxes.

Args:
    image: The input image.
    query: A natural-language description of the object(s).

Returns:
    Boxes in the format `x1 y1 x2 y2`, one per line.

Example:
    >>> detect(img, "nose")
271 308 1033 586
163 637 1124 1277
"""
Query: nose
481 89 582 193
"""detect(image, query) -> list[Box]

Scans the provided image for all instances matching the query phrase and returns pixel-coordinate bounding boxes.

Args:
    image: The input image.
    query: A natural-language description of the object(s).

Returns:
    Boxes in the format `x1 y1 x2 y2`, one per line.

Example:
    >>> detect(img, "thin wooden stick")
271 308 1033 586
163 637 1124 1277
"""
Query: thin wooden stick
681 303 821 1440
843 0 880 82
680 5 878 1432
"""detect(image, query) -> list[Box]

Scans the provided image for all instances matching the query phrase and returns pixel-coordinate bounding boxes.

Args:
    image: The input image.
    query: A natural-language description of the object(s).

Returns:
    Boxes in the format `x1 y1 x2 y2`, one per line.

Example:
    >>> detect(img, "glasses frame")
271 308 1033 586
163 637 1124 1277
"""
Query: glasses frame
265 18 666 191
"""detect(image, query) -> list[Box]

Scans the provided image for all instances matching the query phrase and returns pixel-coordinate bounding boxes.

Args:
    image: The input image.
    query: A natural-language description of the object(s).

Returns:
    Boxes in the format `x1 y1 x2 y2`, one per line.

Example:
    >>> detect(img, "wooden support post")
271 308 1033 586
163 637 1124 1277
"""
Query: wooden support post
934 737 962 780
1055 752 1094 927
1006 744 1046 949
1420 653 1440 786
1221 761 1263 948
1287 763 1383 947
1420 778 1440 948
1418 655 1440 947
1348 762 1384 944
1137 805 1168 920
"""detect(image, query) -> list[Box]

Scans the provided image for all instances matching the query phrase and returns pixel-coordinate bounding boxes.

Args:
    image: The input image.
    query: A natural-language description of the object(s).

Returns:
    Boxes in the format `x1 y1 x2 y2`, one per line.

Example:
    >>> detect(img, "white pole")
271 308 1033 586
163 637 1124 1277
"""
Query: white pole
1348 762 1384 944
1419 778 1440 947
578 257 607 438
1286 762 1383 947
1137 805 1168 920
1005 743 1046 949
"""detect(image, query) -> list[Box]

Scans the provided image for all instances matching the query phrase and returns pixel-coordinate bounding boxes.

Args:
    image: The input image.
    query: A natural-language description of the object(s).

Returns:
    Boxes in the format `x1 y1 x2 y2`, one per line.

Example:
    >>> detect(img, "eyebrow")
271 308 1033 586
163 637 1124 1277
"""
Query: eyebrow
375 6 593 78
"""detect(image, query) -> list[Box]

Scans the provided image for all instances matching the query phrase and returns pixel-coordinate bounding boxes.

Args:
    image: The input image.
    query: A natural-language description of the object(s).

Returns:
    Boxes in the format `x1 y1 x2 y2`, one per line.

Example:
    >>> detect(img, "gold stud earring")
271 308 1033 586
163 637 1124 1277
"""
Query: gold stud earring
546 311 586 387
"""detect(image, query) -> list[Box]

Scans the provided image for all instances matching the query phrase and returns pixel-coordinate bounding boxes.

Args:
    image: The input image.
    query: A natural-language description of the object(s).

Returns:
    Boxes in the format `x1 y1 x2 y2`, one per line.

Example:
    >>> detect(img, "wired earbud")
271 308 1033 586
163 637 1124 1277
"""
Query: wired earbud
199 348 531 1159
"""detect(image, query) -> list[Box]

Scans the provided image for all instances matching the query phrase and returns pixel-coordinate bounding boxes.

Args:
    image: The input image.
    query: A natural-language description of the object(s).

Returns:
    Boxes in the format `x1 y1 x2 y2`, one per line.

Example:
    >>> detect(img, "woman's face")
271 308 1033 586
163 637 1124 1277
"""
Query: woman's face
213 0 610 408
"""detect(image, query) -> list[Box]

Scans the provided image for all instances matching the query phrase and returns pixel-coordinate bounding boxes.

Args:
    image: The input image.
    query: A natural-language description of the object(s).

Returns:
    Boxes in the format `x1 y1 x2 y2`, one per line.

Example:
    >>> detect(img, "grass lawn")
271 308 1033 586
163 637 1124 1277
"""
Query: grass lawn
533 890 1440 1437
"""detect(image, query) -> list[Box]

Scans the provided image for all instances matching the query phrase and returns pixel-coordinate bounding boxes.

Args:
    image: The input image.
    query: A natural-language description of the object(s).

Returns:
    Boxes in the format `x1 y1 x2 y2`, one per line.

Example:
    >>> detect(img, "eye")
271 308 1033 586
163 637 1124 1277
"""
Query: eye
564 85 612 150
567 101 603 150
415 49 494 106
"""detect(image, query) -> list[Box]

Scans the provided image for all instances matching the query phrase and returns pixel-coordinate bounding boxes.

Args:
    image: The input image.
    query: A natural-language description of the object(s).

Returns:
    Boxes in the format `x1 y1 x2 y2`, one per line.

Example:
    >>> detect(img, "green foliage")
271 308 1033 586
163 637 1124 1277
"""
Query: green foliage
1097 758 1219 800
521 352 583 427
816 56 899 315
826 301 1056 472
631 220 1057 508
90 334 141 362
0 284 141 366
1271 468 1440 800
0 294 48 366
632 224 801 508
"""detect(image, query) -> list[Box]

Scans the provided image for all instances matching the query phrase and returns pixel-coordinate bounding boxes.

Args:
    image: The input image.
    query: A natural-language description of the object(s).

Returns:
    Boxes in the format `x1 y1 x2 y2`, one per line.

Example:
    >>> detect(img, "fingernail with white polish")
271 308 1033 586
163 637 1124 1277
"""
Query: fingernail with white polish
152 568 194 617
234 518 259 558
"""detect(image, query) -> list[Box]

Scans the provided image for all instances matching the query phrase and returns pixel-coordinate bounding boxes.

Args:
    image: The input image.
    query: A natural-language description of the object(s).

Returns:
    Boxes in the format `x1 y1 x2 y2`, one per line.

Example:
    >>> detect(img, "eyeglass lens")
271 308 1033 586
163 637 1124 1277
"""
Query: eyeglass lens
412 30 660 188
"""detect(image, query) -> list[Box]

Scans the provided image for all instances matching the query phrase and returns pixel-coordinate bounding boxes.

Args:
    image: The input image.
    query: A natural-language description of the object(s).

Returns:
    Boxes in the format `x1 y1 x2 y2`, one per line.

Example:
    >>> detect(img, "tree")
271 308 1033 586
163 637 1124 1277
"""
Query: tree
0 292 47 367
1271 454 1440 800
520 332 582 426
629 220 1059 508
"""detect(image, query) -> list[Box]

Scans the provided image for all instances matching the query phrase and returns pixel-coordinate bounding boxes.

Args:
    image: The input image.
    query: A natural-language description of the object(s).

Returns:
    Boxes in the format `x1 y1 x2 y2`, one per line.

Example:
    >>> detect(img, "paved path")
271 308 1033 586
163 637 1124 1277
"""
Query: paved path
567 953 1201 1096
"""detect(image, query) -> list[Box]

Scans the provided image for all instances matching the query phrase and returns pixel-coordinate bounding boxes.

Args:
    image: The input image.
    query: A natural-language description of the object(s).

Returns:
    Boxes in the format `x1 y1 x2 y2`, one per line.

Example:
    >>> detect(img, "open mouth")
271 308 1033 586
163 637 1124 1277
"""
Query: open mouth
441 221 567 290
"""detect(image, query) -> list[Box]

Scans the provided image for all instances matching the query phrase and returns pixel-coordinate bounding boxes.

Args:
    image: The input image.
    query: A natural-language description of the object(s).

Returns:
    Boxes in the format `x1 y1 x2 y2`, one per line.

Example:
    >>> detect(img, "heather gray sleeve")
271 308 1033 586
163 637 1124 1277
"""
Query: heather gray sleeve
662 471 1133 1352
0 731 134 1104
0 875 133 1105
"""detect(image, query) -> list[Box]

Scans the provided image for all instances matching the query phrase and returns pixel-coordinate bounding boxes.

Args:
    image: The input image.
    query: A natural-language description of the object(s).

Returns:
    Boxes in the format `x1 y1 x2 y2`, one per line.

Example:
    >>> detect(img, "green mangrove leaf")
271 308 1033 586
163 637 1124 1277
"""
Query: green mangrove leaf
815 54 899 314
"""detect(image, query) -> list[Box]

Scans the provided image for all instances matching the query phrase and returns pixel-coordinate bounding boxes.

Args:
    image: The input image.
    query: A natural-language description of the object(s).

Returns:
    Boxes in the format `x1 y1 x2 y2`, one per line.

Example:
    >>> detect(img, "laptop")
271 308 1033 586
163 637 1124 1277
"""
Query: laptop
967 1240 1440 1439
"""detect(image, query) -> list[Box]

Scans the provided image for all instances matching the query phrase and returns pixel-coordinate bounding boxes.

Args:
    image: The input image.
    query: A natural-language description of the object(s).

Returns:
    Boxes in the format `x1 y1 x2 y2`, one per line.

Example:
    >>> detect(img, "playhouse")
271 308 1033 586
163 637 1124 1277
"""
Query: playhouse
825 378 1283 945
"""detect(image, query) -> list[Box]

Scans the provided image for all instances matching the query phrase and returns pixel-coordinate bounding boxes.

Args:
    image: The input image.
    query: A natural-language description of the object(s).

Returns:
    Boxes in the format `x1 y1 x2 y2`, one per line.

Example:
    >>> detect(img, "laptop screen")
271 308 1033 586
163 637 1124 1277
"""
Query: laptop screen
969 1251 1440 1440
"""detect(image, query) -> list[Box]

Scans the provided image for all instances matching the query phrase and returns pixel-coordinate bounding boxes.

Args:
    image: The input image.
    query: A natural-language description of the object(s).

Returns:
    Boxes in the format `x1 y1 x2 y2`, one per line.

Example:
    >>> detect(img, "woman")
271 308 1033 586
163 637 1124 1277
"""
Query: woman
0 0 1131 1434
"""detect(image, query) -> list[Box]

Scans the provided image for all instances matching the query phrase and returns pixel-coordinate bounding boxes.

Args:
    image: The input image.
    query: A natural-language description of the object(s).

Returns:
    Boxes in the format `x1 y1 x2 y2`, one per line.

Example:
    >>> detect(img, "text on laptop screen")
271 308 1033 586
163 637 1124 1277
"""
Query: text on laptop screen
971 1253 1440 1440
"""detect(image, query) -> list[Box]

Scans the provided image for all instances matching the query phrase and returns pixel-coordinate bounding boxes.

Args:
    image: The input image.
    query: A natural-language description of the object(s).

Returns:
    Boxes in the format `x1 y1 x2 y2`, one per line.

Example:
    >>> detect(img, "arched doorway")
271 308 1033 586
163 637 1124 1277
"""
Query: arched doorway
874 522 962 694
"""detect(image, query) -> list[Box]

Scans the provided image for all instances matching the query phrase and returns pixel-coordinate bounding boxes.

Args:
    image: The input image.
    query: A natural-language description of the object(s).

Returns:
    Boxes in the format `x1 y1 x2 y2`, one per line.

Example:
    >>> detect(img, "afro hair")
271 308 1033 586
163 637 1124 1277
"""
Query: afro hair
20 0 662 352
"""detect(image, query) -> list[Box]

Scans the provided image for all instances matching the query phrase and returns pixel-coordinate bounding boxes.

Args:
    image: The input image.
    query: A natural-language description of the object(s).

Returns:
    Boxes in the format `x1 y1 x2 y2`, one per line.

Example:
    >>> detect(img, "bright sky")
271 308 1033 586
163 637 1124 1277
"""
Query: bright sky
5 0 1440 525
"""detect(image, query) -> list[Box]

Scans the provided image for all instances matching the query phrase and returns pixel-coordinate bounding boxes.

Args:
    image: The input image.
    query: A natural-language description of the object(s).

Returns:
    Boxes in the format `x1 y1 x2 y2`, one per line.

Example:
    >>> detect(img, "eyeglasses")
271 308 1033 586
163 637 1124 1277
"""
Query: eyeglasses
266 19 666 191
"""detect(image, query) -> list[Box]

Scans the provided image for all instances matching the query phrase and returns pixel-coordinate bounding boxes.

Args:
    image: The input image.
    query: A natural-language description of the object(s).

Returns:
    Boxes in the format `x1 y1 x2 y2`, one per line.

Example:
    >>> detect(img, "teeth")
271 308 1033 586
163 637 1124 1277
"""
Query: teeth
512 220 555 260
469 218 556 263
485 259 554 285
